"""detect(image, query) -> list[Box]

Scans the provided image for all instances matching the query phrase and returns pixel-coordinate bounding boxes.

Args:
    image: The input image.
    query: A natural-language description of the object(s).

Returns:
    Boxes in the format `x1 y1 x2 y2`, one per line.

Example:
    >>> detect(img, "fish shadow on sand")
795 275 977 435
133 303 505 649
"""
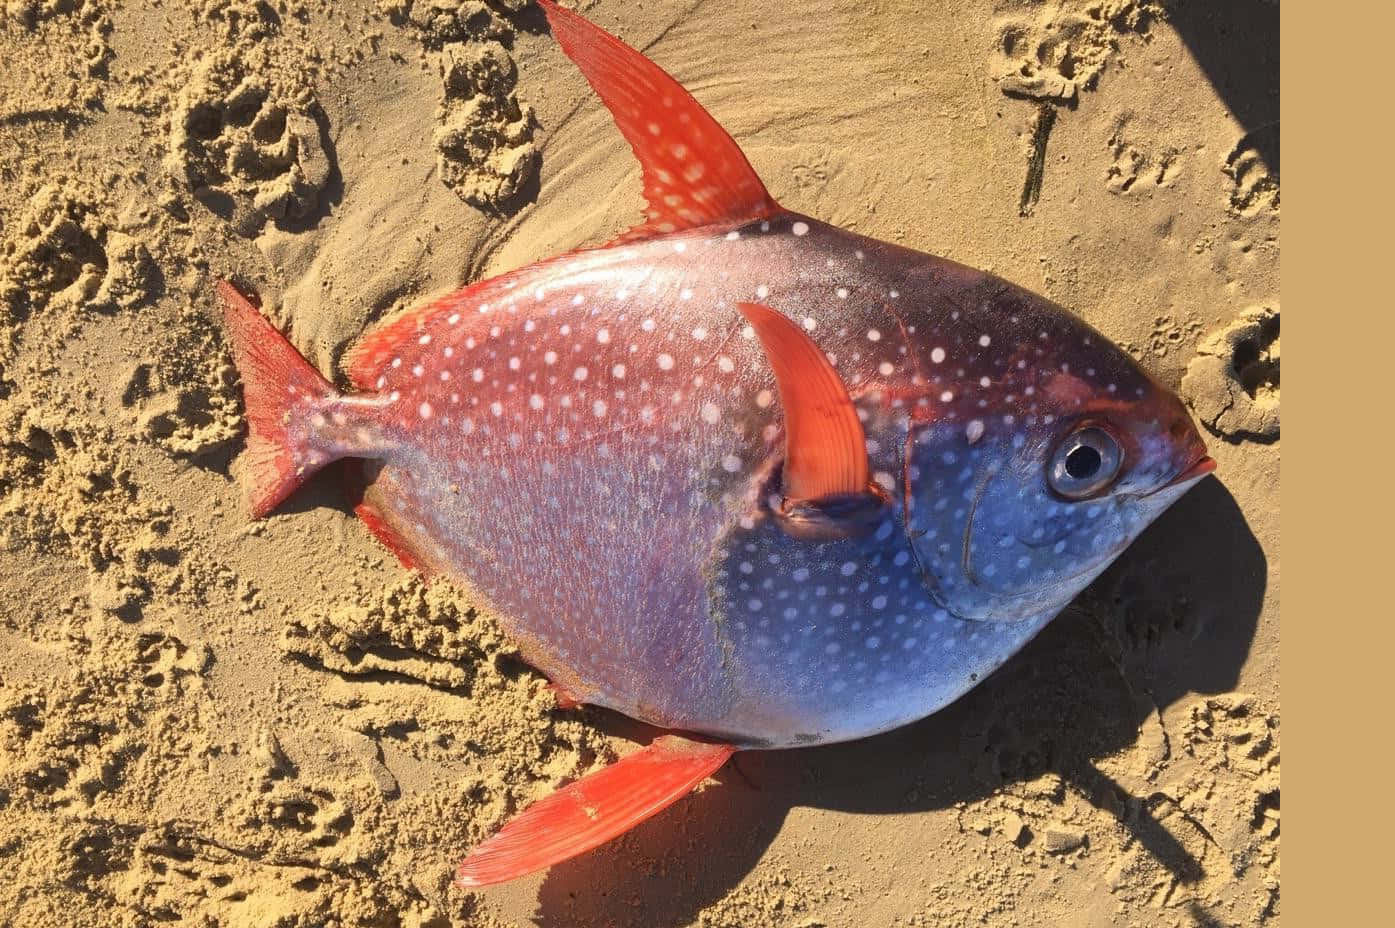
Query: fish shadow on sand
527 477 1264 927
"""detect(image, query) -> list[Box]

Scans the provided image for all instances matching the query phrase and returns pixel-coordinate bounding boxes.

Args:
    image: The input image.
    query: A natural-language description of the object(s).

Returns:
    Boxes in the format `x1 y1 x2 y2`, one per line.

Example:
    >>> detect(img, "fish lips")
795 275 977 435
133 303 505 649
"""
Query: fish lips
1161 454 1217 489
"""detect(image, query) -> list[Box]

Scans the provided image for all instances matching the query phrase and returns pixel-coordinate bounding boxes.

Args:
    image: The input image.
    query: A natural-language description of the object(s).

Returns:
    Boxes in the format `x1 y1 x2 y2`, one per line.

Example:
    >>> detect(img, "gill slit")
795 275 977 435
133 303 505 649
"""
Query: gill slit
960 465 995 587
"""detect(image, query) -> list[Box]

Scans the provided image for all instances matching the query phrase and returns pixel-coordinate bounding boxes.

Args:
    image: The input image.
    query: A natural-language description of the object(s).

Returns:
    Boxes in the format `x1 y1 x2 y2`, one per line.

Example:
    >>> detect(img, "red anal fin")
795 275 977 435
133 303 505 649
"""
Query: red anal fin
353 500 426 573
537 0 779 240
738 302 871 501
455 735 735 887
547 681 582 710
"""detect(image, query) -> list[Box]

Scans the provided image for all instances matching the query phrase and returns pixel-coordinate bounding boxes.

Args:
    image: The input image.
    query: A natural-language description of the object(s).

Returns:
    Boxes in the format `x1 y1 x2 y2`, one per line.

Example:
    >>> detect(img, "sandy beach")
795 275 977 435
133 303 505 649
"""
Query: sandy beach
0 1 1278 925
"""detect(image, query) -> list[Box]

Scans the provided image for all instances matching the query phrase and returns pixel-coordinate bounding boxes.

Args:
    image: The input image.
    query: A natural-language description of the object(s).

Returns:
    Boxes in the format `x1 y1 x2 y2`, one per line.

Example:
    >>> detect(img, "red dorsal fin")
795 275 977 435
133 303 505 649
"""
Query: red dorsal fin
738 302 871 501
454 735 734 887
537 0 779 241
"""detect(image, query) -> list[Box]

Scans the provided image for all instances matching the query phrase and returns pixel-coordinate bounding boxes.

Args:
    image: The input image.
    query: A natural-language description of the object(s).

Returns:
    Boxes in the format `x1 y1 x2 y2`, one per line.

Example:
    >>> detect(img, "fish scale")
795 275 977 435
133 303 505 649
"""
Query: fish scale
218 0 1214 887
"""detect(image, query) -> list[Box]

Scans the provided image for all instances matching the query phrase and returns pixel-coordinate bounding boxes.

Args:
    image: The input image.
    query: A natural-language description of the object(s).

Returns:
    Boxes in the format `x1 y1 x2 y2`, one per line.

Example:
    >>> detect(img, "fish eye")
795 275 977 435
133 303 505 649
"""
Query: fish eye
1047 426 1123 500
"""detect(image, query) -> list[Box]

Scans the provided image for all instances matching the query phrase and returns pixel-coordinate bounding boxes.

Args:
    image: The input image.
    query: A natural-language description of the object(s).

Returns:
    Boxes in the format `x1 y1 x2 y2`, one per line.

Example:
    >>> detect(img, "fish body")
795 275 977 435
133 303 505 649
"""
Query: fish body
219 0 1213 885
328 216 1195 748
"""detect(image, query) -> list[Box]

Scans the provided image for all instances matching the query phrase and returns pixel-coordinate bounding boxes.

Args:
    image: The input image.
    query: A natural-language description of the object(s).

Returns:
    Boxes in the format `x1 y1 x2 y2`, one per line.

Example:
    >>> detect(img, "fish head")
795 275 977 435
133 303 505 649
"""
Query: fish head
902 315 1213 623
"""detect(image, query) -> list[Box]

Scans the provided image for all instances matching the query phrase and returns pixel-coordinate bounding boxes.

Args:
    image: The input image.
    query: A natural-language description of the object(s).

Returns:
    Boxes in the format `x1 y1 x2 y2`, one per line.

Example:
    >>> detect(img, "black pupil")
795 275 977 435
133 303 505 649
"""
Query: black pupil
1065 444 1102 480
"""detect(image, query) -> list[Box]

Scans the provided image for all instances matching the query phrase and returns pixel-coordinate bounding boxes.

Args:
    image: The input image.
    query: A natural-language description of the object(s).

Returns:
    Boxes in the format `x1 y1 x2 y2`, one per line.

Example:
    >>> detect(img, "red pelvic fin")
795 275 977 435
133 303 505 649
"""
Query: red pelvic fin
737 302 871 501
537 0 779 241
218 281 339 518
455 735 735 887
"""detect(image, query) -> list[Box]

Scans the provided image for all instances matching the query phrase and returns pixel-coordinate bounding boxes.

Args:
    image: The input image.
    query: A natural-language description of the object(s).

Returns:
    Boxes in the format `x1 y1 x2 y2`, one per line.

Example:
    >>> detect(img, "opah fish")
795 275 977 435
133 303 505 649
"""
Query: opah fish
218 0 1215 887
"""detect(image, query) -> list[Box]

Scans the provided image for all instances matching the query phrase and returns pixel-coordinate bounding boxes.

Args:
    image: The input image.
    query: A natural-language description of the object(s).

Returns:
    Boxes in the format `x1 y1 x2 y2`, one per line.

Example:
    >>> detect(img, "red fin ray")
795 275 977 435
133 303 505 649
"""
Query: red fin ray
538 0 779 241
218 281 340 517
455 735 735 887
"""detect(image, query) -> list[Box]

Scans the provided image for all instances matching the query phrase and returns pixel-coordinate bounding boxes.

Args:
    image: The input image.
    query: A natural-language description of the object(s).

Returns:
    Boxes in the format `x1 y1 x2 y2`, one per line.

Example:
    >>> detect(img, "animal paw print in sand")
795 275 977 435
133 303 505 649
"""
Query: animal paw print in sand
991 1 1160 105
1223 129 1279 216
164 50 331 236
1105 127 1182 195
433 40 539 213
387 0 517 47
0 185 154 323
1181 304 1279 442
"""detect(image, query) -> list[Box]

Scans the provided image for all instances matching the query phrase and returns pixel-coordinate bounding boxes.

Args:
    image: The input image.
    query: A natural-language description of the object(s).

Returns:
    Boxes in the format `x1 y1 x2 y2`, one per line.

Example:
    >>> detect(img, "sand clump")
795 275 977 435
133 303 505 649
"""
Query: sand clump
1 1 1277 926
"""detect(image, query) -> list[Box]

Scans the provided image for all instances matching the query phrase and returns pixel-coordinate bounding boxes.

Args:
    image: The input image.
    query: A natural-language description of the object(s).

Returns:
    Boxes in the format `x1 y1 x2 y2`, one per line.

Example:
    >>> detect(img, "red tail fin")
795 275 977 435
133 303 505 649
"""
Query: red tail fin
217 281 338 517
455 735 735 887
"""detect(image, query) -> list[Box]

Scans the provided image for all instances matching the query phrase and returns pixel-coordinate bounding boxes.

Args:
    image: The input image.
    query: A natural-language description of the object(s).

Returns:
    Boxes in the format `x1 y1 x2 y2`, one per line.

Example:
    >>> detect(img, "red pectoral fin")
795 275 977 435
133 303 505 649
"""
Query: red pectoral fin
455 735 735 887
537 0 779 241
738 302 871 501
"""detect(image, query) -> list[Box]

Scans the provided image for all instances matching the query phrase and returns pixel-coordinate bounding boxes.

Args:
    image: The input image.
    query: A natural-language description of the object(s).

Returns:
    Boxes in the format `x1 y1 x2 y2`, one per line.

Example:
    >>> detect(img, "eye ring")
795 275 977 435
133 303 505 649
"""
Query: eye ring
1047 425 1123 500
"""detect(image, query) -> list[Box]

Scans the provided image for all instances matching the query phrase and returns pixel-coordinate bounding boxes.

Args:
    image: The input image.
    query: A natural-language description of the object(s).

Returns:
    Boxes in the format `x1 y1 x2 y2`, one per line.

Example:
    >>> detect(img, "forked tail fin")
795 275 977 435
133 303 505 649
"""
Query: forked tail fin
217 281 339 517
455 735 735 887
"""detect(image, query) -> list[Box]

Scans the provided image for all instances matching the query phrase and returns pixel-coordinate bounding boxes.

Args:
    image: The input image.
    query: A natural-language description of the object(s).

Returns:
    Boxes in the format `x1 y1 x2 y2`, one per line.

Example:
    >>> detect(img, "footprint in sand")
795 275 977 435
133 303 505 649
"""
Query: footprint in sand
1181 303 1279 442
433 40 540 214
1223 127 1280 217
164 50 332 236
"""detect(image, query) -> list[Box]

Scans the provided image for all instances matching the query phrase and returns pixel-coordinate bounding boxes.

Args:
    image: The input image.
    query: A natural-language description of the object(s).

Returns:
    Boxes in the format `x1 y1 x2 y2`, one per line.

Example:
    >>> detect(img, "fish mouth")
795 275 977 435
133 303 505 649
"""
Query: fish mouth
1161 454 1217 490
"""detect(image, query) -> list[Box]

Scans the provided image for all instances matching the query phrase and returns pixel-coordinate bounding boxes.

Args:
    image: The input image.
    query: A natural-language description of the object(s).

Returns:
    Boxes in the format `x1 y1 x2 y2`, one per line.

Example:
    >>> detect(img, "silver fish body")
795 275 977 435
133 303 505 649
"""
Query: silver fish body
332 214 1203 747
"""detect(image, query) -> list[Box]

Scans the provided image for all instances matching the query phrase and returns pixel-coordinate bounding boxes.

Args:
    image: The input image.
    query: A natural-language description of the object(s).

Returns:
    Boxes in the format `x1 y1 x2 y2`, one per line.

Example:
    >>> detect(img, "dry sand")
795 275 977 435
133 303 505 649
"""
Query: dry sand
0 1 1278 925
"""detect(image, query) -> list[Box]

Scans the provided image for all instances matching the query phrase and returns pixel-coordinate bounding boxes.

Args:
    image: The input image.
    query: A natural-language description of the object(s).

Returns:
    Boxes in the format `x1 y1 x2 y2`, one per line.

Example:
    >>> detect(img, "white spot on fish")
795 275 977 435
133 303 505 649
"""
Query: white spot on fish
792 221 809 236
966 419 985 443
658 353 675 370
